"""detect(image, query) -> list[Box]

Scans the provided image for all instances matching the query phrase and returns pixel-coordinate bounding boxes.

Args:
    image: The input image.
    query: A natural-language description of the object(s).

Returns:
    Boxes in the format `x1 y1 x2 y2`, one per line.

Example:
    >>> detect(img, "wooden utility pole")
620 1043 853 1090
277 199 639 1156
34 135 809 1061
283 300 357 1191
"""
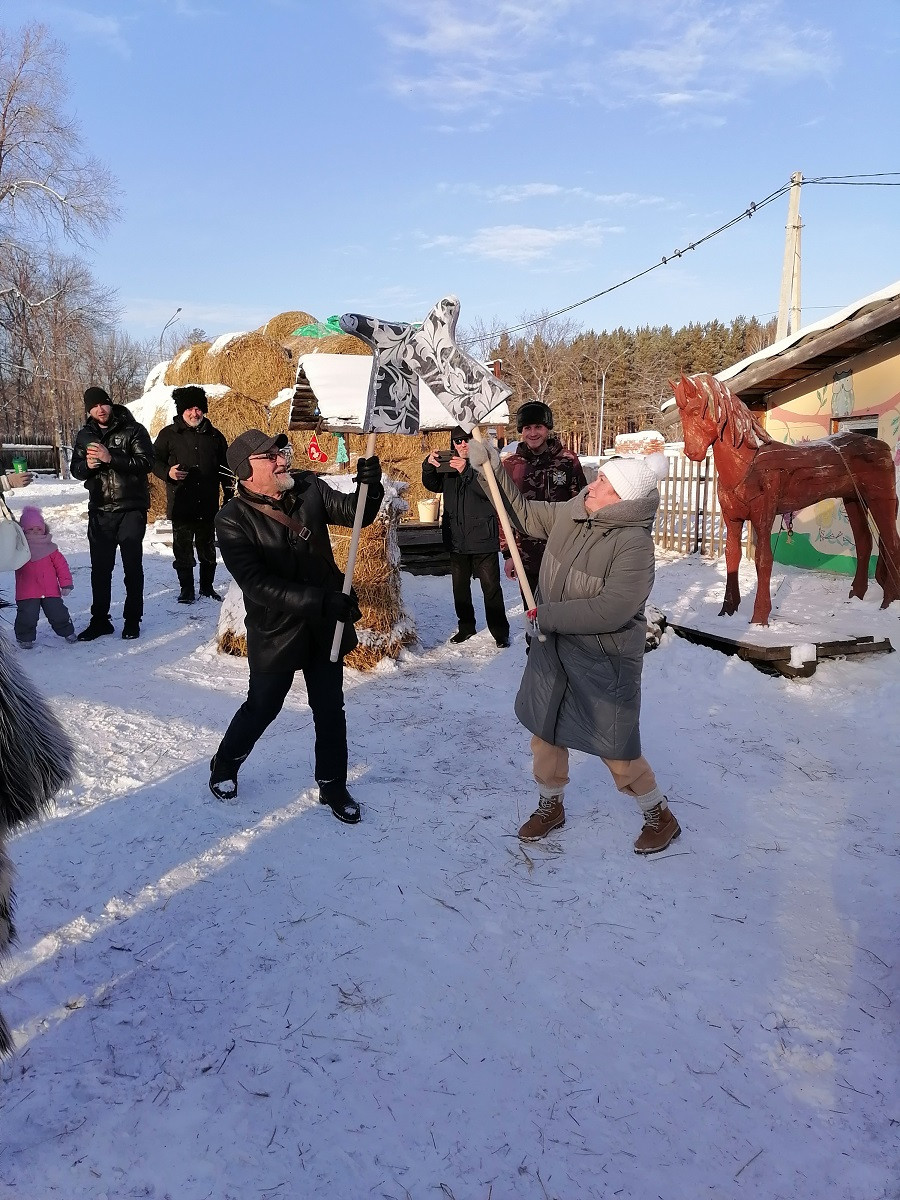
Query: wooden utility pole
776 172 803 340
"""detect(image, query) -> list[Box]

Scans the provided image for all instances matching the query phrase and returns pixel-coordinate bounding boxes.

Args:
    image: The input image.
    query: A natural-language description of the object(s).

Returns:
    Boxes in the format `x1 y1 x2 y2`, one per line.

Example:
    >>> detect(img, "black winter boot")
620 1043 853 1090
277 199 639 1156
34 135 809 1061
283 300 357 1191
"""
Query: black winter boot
199 563 222 602
318 781 361 824
176 567 195 604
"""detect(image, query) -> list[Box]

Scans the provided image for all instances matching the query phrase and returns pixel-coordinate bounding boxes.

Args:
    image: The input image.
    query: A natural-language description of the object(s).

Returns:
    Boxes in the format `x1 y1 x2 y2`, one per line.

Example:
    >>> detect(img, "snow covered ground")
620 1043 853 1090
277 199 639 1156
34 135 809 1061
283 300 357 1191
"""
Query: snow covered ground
0 478 897 1200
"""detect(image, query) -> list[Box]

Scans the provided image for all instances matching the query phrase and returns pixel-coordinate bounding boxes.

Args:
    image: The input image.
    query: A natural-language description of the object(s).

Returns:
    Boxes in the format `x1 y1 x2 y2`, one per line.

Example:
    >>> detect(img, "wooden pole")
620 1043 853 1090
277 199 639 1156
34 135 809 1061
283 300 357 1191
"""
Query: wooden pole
329 431 377 663
470 428 544 640
776 172 803 341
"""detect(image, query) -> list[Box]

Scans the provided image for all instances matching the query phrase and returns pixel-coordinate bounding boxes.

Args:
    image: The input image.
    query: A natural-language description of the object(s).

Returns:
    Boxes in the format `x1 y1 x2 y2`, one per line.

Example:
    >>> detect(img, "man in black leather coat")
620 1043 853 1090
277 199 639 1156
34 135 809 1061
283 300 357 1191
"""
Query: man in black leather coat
209 429 383 823
71 386 153 641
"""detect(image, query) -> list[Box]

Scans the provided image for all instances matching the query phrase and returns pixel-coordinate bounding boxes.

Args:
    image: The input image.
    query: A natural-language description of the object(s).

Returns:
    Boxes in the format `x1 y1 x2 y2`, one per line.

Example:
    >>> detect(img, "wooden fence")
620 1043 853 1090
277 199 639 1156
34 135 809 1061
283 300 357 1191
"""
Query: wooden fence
652 446 753 559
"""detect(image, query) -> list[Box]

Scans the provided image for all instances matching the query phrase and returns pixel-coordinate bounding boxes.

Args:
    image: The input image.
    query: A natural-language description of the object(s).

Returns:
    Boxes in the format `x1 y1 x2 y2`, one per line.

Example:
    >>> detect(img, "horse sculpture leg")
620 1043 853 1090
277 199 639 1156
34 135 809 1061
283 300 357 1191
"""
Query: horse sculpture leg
719 518 744 616
749 513 777 625
867 495 900 607
843 496 873 601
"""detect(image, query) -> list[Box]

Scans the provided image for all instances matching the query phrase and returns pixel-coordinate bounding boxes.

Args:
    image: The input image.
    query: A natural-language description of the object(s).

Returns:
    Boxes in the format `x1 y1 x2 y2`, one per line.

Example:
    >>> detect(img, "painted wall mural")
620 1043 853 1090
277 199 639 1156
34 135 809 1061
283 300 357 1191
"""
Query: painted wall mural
762 339 900 576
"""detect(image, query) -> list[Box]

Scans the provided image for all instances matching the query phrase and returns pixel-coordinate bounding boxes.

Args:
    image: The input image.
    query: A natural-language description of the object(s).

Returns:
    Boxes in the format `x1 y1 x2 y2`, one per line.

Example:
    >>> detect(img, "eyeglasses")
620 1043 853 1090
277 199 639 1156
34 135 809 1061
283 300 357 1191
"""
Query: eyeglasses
250 447 292 465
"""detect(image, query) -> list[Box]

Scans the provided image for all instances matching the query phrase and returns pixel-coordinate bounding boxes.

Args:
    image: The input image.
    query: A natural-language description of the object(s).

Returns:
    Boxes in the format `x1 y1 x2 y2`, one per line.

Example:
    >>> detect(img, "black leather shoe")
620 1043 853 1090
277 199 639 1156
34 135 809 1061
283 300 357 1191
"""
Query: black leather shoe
77 617 114 641
495 636 510 648
199 588 223 602
449 630 475 644
318 781 361 824
122 620 141 640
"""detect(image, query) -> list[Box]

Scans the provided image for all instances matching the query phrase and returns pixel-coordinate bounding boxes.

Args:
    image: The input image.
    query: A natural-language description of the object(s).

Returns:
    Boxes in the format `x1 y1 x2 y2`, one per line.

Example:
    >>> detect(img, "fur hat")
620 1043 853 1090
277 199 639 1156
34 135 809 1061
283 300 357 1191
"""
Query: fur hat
173 385 208 415
226 429 289 480
19 505 45 532
84 386 111 412
600 455 663 501
516 401 553 432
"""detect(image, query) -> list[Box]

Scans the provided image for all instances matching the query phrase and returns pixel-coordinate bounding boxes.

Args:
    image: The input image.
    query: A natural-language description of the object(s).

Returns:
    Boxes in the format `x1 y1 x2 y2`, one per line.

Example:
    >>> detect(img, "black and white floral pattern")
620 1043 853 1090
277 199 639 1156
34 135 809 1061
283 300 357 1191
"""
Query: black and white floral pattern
338 313 420 435
408 295 511 432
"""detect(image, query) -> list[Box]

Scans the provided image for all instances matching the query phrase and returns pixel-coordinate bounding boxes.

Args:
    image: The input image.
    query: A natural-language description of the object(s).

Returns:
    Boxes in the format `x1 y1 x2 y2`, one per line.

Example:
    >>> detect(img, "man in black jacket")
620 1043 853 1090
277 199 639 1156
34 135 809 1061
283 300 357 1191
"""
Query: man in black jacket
209 429 383 823
153 385 233 603
71 387 153 641
422 426 510 648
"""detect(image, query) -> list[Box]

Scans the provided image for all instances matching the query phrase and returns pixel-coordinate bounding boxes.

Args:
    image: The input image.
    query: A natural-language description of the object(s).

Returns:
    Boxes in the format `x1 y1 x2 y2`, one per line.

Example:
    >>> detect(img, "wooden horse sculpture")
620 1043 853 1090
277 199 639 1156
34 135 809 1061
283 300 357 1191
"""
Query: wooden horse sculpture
673 373 900 625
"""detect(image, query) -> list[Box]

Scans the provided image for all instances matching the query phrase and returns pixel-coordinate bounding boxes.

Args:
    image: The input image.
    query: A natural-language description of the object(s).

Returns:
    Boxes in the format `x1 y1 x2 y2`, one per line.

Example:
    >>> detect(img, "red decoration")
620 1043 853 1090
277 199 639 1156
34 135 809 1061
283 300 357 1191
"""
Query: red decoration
307 434 328 463
673 373 900 626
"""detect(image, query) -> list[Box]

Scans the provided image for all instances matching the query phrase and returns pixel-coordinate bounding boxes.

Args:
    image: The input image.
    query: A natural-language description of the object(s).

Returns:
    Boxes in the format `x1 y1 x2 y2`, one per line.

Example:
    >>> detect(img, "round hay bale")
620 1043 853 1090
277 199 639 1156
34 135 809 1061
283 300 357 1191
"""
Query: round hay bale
261 311 317 342
206 390 271 445
307 333 373 357
204 332 294 404
168 341 212 386
147 403 172 439
148 474 167 522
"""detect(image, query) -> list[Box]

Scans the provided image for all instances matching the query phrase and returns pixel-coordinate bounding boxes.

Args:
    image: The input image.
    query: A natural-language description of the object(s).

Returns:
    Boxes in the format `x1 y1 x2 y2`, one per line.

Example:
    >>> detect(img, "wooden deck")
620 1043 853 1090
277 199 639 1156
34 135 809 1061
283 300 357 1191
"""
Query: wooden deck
668 621 893 678
397 521 451 575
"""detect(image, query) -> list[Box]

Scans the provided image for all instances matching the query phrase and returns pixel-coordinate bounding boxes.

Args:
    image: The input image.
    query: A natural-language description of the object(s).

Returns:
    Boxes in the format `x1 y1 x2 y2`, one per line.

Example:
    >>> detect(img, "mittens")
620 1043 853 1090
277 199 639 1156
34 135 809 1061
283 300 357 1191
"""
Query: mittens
465 438 500 472
353 456 383 487
60 586 74 597
323 591 359 623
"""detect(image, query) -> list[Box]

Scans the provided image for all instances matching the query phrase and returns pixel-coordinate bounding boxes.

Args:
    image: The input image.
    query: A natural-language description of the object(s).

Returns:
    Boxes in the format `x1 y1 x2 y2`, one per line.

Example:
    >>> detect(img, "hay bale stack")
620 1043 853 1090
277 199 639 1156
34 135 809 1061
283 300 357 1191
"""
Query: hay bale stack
164 342 212 386
309 333 373 356
149 474 167 523
261 311 317 342
148 404 172 438
205 332 294 403
215 482 415 671
207 390 271 443
272 428 451 520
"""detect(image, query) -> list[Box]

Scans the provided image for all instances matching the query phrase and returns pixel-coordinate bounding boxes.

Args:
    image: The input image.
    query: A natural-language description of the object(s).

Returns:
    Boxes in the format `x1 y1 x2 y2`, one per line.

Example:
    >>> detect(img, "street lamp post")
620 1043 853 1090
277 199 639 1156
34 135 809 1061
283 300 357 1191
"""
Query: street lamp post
595 348 628 456
158 307 182 356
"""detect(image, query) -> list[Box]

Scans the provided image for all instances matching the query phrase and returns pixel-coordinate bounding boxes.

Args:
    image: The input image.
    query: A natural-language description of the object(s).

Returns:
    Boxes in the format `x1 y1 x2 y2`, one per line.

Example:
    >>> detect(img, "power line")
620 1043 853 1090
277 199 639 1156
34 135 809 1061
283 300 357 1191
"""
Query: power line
475 174 899 343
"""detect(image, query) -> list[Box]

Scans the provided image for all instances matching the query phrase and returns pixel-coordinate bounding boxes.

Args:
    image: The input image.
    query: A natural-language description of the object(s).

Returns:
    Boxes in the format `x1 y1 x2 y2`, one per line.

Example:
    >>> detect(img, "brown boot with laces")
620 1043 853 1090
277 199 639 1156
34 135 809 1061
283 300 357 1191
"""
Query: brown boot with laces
633 801 680 854
518 793 565 841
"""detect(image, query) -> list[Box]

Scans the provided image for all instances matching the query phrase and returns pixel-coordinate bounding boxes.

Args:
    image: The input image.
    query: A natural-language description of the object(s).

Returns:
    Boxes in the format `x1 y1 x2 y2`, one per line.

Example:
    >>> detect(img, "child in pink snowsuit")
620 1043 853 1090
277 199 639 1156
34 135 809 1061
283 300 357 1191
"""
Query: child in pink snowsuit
14 506 76 648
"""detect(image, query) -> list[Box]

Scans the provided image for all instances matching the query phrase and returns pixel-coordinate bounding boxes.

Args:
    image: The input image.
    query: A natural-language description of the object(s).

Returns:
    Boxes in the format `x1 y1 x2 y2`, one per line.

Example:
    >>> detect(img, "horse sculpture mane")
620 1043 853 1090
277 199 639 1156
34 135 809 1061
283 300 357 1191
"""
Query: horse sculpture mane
675 372 771 451
672 372 900 625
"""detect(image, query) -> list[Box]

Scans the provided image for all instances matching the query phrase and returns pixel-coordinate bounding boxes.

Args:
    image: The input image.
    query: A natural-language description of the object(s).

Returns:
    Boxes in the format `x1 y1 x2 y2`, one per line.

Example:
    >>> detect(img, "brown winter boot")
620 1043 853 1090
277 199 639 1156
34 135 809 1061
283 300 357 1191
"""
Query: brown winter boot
633 801 681 855
518 793 565 841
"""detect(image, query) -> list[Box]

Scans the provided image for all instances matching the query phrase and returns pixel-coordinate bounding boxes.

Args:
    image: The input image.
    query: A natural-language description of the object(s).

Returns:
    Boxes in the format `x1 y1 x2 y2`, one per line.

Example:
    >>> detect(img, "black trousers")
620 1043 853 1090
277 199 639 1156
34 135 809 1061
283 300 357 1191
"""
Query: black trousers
88 509 147 622
450 551 509 640
172 519 216 573
215 656 348 785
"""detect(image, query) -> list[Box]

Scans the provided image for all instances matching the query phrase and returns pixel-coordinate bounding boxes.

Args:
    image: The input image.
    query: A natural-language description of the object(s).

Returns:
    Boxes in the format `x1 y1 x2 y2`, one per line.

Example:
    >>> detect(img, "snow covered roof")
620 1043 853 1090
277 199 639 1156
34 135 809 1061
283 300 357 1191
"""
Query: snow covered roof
717 279 900 405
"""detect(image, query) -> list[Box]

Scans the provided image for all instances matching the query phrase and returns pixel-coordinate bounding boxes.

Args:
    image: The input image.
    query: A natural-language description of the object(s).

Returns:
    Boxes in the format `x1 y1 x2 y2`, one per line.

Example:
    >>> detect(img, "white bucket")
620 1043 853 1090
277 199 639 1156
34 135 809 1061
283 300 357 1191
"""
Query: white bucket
417 498 440 522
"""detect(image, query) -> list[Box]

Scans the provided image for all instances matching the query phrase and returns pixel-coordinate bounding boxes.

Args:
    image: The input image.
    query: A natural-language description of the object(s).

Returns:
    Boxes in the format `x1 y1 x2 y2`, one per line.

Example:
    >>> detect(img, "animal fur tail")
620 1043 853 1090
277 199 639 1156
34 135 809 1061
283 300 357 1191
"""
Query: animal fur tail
0 633 75 1057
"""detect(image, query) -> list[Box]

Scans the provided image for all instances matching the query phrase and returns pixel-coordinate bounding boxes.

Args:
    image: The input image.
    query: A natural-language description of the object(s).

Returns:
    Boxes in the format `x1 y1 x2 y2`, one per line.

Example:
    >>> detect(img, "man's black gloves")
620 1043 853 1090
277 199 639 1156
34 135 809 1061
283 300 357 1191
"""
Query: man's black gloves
353 456 382 487
324 590 360 623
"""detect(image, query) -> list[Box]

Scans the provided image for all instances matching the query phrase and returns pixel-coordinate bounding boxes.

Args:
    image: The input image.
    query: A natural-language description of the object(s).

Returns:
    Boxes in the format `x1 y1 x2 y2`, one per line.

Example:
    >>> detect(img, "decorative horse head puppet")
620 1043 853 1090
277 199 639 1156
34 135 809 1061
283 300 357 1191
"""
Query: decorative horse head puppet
672 373 900 626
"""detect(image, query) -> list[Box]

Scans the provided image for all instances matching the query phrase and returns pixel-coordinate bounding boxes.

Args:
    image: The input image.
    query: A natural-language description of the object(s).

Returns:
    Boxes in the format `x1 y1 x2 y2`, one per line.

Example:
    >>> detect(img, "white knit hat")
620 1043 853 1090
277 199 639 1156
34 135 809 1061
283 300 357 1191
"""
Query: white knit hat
600 455 662 501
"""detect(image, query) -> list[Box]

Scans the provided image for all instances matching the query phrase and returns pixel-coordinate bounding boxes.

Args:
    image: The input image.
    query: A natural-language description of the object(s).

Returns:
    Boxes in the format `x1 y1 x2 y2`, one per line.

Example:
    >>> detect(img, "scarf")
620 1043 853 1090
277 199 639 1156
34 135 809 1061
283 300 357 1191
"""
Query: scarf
22 527 57 562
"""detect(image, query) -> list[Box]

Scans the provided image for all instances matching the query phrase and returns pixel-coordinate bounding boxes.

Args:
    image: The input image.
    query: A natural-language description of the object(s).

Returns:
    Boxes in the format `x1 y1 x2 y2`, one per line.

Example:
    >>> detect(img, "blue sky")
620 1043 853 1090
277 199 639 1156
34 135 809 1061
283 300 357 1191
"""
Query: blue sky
5 0 899 345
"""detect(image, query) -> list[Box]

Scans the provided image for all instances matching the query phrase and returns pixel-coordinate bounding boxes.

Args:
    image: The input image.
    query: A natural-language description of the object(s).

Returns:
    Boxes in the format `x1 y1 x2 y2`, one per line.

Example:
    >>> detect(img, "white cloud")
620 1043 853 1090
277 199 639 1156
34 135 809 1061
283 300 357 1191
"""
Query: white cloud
440 181 669 206
421 220 620 266
378 0 836 120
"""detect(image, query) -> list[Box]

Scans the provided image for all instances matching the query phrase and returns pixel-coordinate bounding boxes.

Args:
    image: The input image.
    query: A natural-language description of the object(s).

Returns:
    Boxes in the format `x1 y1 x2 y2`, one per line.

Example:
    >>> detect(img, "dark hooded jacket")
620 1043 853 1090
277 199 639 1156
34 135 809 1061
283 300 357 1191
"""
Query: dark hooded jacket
71 405 153 513
500 434 587 582
152 415 233 522
214 471 384 672
421 434 499 554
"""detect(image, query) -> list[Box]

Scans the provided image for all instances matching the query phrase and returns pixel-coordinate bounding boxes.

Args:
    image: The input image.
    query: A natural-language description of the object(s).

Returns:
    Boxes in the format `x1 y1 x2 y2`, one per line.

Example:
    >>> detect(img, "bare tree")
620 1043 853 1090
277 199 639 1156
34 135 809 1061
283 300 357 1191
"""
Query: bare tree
0 23 120 254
